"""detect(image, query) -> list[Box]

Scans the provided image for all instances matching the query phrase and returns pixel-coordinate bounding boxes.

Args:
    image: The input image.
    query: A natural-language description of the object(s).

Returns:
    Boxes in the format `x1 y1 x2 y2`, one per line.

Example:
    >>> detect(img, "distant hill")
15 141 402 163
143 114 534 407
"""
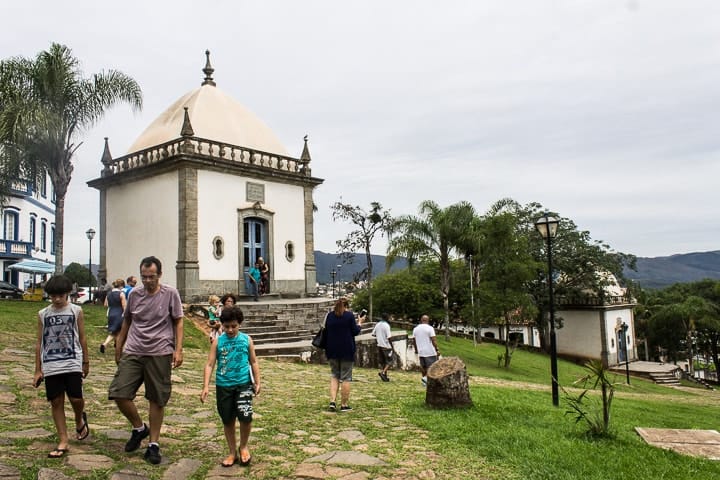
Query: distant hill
624 251 720 289
317 250 720 290
314 251 407 284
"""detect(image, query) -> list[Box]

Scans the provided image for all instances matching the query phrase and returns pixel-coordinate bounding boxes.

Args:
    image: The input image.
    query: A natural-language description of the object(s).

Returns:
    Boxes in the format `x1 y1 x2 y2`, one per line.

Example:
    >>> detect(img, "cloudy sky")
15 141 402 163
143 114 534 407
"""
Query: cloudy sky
4 1 720 265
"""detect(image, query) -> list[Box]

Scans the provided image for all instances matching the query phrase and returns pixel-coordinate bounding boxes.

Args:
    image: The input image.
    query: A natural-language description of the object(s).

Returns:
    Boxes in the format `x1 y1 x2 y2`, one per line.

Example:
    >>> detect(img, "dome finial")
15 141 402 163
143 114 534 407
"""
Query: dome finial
202 49 216 86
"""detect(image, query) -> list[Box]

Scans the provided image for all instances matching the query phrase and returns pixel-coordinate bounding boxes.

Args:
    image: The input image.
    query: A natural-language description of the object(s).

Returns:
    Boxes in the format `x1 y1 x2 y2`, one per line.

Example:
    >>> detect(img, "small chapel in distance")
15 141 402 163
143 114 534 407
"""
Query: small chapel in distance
88 52 324 301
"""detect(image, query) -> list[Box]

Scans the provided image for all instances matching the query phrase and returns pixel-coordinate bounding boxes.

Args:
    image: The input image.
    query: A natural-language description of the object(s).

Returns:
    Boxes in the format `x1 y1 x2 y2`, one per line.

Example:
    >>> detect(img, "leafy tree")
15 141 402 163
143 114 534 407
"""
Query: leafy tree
475 212 540 367
387 200 476 340
63 262 95 287
331 200 393 321
479 199 635 352
0 43 142 272
351 266 439 322
644 280 720 373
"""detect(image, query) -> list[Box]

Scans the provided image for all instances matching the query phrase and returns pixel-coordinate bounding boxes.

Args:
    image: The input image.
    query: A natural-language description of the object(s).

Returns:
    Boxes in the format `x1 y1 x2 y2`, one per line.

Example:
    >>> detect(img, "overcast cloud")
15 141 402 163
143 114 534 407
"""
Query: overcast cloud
3 1 719 265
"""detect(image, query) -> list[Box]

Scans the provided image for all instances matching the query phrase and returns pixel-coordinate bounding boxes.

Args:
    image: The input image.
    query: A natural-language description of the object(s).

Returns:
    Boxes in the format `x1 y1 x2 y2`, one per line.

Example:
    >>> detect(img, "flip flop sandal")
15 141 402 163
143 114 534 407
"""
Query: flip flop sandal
76 412 89 440
239 448 252 466
221 454 237 467
48 448 68 458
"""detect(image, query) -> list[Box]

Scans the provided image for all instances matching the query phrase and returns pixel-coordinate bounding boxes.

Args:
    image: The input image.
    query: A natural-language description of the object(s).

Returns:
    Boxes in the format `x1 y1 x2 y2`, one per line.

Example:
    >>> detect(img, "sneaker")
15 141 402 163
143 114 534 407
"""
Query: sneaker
329 401 337 412
124 424 149 452
380 372 390 382
340 405 353 412
144 444 161 465
99 344 105 354
421 376 427 387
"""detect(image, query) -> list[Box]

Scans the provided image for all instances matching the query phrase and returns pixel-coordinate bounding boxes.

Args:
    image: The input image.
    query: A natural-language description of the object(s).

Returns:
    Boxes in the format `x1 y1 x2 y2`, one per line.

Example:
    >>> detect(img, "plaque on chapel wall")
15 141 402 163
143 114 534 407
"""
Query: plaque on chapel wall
246 182 265 203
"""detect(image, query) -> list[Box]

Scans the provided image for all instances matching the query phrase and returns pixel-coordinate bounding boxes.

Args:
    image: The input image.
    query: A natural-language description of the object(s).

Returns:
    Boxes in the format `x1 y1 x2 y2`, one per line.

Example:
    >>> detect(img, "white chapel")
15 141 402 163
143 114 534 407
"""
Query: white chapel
88 52 323 301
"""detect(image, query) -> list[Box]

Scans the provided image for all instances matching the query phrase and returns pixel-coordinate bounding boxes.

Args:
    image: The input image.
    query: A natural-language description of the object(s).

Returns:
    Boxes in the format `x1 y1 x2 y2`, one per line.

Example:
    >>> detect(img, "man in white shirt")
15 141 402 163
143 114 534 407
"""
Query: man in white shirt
412 314 440 386
372 312 393 382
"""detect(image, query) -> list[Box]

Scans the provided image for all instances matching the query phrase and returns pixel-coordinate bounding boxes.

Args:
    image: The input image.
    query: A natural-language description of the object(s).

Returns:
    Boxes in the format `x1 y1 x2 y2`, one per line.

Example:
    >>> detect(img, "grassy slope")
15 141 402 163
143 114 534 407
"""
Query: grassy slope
2 301 720 479
408 335 720 479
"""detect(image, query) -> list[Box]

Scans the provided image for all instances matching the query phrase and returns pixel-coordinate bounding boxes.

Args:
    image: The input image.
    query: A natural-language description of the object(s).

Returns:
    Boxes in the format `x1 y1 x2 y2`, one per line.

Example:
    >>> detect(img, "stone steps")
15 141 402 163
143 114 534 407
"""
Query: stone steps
649 372 681 386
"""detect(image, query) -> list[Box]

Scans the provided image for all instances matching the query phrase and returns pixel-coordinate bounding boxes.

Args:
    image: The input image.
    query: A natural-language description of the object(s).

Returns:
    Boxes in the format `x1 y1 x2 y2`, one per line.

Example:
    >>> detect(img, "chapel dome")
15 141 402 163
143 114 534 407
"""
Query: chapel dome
127 53 288 156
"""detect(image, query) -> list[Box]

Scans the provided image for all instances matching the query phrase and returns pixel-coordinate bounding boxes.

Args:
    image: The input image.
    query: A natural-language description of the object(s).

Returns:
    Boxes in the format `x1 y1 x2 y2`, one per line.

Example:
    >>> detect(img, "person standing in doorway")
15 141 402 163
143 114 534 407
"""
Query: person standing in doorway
412 314 440 386
246 261 261 302
372 312 393 382
257 257 269 295
108 256 184 465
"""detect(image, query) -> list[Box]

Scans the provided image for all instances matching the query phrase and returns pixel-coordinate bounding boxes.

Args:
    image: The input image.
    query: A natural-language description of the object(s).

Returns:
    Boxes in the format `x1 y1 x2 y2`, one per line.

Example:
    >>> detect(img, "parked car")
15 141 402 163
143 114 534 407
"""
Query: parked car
0 281 24 299
74 286 93 304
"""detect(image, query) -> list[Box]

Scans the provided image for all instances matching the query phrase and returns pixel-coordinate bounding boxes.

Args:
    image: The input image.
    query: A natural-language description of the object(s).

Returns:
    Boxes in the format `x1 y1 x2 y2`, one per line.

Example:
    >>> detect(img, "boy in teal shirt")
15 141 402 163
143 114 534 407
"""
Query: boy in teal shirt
201 306 261 467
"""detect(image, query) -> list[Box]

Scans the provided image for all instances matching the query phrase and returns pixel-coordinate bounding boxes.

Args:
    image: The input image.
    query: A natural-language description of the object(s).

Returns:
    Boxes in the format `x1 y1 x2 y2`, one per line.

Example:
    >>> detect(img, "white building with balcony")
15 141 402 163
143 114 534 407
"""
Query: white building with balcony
88 52 324 301
1 174 56 288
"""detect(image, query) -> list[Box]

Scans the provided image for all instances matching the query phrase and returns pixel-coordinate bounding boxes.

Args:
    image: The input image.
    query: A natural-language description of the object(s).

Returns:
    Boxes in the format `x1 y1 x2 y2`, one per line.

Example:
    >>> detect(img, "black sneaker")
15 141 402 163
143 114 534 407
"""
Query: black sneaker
340 405 353 412
124 424 149 452
144 444 161 465
379 372 390 382
329 401 337 412
99 344 105 354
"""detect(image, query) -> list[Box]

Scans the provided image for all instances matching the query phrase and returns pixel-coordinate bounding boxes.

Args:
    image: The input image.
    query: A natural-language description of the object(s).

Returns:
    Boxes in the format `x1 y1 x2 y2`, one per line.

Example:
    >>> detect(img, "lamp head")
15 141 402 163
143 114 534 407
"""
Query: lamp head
86 228 96 240
535 214 559 239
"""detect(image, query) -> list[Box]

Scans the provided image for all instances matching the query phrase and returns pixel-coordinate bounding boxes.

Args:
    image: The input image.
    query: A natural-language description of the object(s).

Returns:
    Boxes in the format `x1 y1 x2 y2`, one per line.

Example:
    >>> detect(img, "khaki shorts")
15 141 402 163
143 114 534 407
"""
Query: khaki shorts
108 354 173 407
329 358 354 382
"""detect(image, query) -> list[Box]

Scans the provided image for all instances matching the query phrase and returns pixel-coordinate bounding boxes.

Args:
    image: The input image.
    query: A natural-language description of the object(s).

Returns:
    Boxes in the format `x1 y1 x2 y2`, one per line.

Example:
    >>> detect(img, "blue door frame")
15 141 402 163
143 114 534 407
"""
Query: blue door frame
243 218 266 293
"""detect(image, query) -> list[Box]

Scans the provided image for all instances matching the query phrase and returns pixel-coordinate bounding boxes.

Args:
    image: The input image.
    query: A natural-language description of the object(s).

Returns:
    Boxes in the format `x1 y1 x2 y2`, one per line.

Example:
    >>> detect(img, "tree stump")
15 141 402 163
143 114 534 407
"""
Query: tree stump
425 356 473 408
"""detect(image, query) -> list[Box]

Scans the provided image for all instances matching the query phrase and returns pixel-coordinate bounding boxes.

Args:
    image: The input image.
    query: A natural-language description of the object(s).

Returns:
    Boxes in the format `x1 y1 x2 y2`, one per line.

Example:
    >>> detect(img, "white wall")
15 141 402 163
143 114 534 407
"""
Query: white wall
196 170 305 281
106 171 179 286
556 310 603 358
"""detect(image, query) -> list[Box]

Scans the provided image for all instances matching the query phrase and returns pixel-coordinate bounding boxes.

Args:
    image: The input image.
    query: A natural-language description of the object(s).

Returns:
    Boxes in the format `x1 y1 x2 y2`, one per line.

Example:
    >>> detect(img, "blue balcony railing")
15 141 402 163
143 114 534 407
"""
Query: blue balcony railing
0 240 33 258
9 180 33 196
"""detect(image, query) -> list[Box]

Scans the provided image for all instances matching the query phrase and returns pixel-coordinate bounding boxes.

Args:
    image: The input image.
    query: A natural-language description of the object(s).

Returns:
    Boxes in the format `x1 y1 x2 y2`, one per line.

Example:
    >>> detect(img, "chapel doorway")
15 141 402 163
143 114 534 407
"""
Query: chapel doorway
617 329 627 363
242 218 267 294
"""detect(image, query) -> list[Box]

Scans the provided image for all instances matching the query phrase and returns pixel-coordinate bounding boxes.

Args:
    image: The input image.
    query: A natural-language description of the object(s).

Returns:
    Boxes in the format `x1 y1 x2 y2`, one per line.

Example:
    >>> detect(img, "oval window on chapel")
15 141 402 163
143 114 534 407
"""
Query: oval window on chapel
213 236 224 259
285 241 295 262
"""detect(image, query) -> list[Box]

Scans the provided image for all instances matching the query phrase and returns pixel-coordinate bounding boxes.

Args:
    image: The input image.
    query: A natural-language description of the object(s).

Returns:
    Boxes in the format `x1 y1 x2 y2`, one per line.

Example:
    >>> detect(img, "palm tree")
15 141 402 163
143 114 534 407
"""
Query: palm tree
0 43 142 273
387 200 476 340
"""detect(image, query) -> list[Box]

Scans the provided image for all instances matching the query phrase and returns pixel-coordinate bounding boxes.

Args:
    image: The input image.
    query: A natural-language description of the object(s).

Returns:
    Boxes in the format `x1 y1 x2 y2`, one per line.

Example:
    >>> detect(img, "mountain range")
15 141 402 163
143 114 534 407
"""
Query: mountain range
623 251 720 289
316 250 720 290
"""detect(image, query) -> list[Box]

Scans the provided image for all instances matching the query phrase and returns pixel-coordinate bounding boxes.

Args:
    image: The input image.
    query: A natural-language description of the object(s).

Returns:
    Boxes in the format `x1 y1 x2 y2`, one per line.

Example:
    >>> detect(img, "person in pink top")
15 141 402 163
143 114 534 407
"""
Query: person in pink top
108 256 184 465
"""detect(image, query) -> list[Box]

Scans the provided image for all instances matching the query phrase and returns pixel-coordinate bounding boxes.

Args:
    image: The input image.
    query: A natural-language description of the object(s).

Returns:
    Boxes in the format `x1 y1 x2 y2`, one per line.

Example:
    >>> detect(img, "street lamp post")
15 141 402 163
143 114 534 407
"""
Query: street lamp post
535 213 560 407
336 264 342 297
469 254 477 346
85 228 96 303
621 322 630 384
331 269 337 299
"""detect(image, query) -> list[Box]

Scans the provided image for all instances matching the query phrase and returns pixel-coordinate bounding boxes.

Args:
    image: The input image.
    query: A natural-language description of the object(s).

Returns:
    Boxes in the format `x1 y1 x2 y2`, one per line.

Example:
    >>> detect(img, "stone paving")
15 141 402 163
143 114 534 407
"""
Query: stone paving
0 337 469 480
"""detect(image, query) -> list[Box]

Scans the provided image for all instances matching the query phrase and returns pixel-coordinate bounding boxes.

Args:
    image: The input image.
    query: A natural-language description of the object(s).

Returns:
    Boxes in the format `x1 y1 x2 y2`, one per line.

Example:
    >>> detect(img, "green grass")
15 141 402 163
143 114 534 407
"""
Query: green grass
2 300 720 479
433 334 693 396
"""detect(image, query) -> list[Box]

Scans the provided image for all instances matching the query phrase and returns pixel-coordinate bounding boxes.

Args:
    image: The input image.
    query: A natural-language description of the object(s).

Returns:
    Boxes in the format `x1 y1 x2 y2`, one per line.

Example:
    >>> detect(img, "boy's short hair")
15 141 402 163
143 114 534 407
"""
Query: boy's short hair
220 293 236 305
44 275 73 295
220 305 244 324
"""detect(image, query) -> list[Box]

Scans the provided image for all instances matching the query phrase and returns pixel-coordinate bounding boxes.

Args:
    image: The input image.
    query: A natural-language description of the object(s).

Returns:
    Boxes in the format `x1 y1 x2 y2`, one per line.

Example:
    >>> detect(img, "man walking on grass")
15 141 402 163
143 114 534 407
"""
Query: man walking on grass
108 256 184 465
412 314 440 386
372 312 393 382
